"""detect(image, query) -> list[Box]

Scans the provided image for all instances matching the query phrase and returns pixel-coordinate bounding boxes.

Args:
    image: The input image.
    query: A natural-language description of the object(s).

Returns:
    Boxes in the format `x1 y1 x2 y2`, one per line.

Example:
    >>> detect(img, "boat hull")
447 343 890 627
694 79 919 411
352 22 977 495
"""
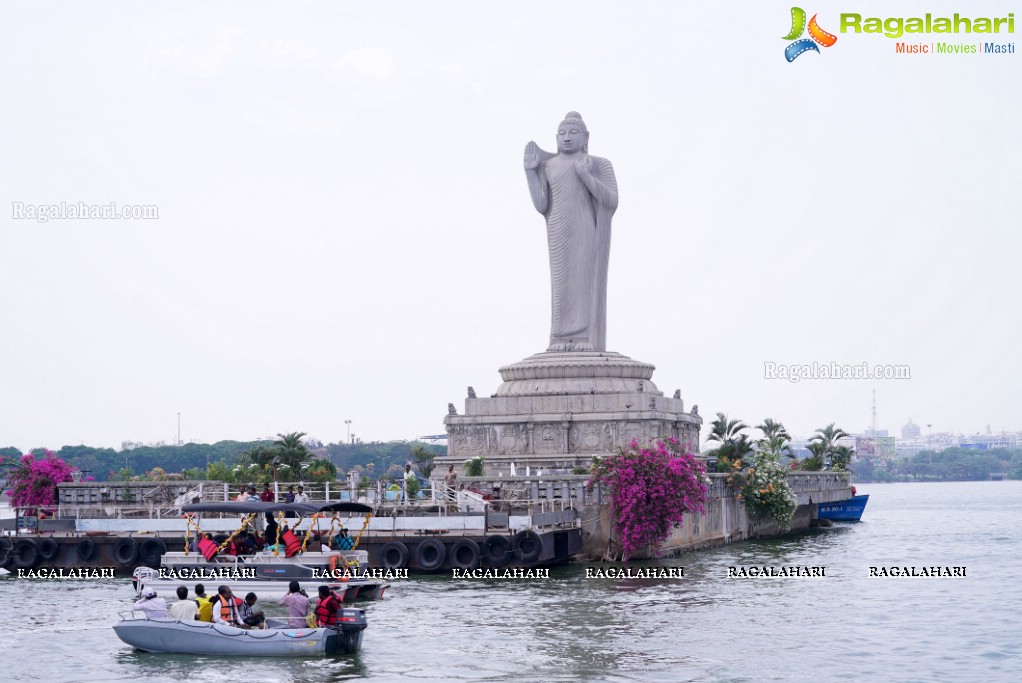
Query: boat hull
113 615 365 656
817 494 869 521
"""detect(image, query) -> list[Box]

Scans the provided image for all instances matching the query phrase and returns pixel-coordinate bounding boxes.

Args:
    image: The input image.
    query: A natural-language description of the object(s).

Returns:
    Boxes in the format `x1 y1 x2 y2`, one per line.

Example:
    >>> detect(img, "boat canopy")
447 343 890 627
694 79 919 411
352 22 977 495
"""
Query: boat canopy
182 501 373 515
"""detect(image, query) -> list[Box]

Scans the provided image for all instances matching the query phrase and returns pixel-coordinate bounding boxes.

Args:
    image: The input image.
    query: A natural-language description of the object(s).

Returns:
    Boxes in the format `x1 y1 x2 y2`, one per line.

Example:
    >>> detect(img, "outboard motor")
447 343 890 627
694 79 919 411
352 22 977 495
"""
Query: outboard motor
132 566 159 594
324 608 368 654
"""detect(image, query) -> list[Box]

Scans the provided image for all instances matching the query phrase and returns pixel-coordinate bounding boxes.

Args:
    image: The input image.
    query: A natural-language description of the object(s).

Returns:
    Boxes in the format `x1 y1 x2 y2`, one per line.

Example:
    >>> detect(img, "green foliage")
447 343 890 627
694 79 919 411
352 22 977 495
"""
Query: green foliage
463 456 484 477
325 440 446 474
800 441 829 471
727 451 798 530
406 477 421 498
707 413 754 470
410 445 436 478
852 446 1022 482
830 445 854 471
571 465 590 475
756 419 794 460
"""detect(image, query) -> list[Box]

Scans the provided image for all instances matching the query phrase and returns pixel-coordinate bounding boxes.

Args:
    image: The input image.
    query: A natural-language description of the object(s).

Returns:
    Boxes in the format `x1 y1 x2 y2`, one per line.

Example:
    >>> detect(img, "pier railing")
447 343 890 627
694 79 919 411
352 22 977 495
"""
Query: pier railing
53 470 851 520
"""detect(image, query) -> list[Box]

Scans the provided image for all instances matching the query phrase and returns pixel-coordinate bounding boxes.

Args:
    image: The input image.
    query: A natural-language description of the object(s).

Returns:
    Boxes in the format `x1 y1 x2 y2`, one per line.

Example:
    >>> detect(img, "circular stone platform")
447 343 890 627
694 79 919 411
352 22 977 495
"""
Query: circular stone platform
496 352 661 397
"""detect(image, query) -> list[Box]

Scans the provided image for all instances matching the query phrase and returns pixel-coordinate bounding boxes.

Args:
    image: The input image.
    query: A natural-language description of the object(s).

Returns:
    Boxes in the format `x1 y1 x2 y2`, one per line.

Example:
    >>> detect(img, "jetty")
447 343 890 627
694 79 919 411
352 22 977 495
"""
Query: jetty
0 469 851 575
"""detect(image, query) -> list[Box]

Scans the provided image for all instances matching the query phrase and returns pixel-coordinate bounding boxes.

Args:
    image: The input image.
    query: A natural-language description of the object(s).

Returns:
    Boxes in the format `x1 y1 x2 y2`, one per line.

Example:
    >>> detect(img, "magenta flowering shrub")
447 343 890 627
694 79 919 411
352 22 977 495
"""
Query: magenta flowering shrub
588 438 708 561
1 451 74 507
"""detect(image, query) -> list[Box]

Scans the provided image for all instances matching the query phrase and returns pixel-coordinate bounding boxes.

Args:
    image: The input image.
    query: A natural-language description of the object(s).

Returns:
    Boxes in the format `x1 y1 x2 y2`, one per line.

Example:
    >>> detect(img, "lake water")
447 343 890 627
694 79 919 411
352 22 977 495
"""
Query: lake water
2 481 1020 682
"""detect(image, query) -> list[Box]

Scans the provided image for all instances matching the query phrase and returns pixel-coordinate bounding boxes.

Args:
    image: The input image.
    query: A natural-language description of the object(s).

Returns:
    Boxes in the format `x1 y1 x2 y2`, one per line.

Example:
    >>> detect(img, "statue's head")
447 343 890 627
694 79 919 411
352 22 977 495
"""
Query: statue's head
556 111 589 154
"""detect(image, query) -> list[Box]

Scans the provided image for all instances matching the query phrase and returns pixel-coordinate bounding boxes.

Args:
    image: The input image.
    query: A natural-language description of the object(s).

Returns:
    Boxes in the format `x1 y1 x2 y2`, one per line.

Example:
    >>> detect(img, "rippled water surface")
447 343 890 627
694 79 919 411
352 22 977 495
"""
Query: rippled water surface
2 481 1020 682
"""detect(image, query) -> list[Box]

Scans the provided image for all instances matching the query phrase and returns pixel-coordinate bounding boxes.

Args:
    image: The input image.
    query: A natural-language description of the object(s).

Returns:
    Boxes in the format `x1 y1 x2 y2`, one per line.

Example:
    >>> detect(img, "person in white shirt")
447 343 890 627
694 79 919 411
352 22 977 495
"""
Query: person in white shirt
402 464 416 502
168 586 198 621
134 588 169 618
293 485 310 504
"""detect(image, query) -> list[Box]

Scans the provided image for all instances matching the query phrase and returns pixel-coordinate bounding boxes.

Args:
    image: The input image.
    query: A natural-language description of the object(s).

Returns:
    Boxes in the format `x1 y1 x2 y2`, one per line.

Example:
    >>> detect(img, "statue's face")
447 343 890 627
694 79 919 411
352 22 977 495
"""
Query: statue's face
556 125 587 153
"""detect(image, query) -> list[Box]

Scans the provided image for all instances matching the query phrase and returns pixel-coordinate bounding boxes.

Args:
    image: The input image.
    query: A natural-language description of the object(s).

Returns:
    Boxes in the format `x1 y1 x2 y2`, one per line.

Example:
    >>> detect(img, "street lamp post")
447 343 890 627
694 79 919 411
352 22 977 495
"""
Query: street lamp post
345 420 352 444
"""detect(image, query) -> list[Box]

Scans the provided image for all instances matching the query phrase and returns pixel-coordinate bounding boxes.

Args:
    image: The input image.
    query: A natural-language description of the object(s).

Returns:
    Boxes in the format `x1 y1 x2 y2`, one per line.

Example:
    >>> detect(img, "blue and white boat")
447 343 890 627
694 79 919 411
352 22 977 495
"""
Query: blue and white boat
817 494 869 521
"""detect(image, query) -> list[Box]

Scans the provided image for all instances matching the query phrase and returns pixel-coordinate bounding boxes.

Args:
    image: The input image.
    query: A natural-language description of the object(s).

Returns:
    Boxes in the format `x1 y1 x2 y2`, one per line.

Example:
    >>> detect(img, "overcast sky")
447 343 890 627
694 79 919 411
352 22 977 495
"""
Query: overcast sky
1 0 1019 452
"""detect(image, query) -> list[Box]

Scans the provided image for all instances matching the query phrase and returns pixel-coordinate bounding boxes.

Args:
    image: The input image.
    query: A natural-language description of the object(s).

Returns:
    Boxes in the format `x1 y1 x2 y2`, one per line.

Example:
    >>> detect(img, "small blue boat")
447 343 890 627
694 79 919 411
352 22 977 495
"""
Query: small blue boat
817 494 869 521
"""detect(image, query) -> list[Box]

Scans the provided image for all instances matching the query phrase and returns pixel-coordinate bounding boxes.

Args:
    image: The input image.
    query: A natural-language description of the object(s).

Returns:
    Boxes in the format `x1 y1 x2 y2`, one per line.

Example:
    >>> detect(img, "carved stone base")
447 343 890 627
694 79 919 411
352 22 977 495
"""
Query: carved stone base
440 351 701 475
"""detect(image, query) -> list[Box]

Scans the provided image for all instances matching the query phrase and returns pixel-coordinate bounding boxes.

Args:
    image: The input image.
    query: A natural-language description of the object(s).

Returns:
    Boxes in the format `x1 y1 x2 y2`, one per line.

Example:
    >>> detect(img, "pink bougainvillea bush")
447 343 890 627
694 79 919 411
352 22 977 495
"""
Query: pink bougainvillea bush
2 451 74 507
587 438 708 561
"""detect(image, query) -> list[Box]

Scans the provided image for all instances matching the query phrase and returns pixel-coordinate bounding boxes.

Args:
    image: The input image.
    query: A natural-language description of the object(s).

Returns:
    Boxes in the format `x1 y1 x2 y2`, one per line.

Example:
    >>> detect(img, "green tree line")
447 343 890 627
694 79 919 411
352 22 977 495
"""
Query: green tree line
851 447 1022 482
0 438 446 482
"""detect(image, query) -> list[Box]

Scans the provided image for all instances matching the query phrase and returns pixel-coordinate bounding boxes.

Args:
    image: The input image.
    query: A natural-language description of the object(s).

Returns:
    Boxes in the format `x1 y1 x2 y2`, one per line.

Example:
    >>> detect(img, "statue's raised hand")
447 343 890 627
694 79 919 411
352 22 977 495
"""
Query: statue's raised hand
524 141 541 170
574 155 593 176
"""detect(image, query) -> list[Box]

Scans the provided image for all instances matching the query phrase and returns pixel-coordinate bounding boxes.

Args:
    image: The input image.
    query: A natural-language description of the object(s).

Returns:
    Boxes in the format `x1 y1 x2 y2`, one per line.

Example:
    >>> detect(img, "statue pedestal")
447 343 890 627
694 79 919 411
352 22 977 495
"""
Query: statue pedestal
441 351 701 475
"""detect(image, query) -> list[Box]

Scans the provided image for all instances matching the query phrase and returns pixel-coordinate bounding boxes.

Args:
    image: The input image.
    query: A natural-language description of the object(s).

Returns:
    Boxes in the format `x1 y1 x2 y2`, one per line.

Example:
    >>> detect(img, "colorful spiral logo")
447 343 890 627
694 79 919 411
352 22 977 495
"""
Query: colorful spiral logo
783 7 838 62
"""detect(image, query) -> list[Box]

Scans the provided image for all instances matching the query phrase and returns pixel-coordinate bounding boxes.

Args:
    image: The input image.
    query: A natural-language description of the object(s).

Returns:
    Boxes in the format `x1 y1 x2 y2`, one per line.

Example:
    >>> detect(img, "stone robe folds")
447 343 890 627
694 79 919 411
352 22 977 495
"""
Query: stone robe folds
540 154 618 352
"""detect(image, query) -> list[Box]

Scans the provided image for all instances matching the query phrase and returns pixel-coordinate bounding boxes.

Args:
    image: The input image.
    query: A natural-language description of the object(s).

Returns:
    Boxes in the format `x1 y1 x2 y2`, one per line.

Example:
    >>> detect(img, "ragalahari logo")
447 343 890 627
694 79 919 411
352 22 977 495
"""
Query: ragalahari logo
783 7 838 61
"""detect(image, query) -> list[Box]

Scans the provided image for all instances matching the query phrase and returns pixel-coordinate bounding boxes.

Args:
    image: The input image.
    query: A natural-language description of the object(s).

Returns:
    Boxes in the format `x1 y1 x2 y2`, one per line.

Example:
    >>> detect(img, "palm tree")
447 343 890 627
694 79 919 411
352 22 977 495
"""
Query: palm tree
757 418 791 442
756 419 793 459
410 445 436 478
240 445 276 470
802 441 829 471
810 423 850 451
707 413 752 468
830 445 854 472
708 413 750 445
274 432 310 476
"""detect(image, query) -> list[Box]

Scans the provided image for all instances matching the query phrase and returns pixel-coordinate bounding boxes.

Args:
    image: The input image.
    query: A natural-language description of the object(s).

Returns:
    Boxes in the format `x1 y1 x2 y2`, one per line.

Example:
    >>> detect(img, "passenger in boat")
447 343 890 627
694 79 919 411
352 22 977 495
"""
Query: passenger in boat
134 588 169 619
313 534 331 553
261 483 275 502
314 585 343 626
279 580 310 628
284 485 296 504
194 584 214 622
245 485 261 502
237 531 257 555
212 586 245 627
293 485 310 504
264 513 280 547
198 533 219 561
335 528 355 551
169 586 198 621
240 592 266 629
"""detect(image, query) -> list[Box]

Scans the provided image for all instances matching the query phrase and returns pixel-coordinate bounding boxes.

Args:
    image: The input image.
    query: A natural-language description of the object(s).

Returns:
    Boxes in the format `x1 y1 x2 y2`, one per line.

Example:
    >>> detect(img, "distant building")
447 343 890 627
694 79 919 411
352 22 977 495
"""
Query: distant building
901 420 921 439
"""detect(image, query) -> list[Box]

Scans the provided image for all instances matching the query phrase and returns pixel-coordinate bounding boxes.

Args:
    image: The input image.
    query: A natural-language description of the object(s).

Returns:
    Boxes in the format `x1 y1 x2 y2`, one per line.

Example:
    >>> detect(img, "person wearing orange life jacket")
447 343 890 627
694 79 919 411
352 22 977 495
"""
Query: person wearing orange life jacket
212 586 247 628
314 585 343 626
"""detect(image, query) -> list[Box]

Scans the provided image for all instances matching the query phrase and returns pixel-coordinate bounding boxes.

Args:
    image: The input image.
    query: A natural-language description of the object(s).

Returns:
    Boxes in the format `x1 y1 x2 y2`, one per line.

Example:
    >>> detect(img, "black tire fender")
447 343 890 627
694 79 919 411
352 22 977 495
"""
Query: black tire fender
379 541 409 569
38 537 60 561
414 539 447 571
483 534 513 568
114 538 139 566
76 538 96 561
12 538 40 570
449 538 482 571
0 538 15 569
513 529 543 564
140 538 167 568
